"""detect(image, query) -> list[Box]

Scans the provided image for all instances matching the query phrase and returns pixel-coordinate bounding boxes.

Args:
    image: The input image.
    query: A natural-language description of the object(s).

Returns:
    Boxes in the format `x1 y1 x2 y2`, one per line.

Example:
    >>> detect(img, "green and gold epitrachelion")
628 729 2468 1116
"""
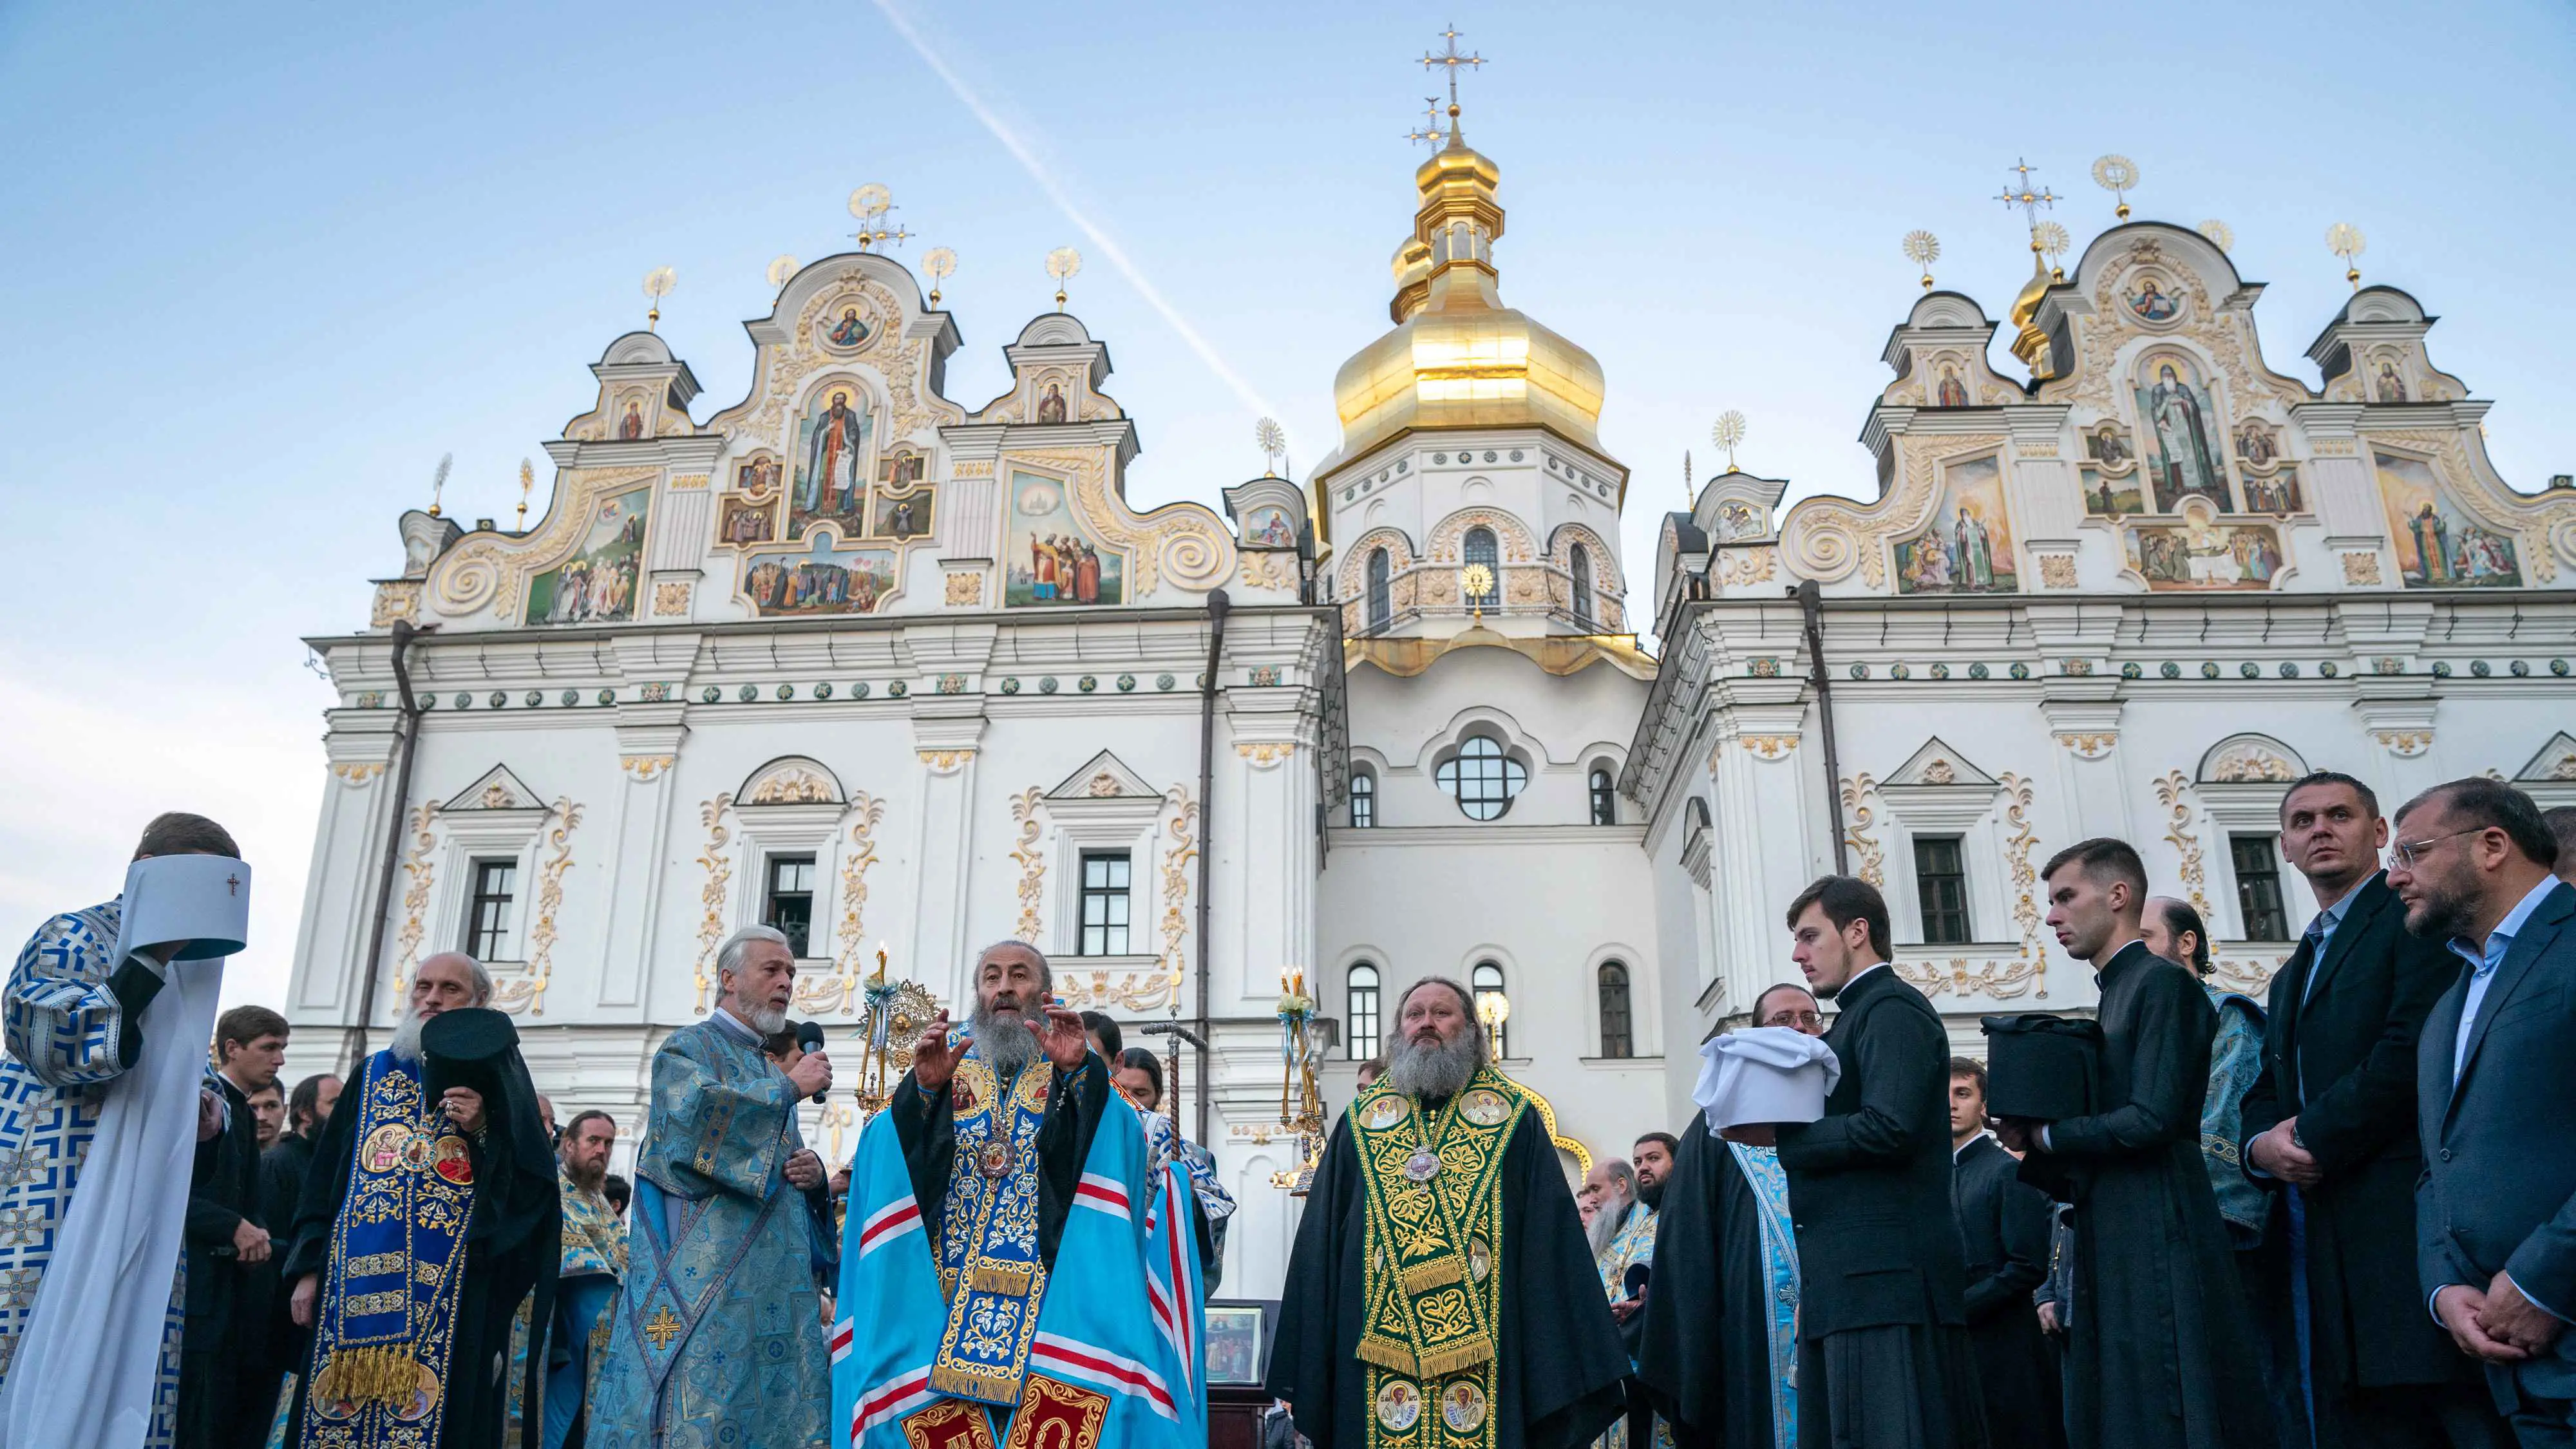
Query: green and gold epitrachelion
1349 1067 1531 1449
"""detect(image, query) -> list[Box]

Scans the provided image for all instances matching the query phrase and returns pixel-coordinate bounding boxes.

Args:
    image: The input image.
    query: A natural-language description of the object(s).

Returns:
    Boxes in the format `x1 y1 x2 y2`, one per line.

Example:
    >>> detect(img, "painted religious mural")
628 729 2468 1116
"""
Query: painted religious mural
1895 454 2016 594
2134 353 2231 513
1003 469 1123 607
717 453 782 547
1243 504 1298 550
2081 424 2145 516
743 532 900 616
526 484 650 625
791 387 875 540
2125 502 2286 591
2233 421 2303 513
2376 451 2523 588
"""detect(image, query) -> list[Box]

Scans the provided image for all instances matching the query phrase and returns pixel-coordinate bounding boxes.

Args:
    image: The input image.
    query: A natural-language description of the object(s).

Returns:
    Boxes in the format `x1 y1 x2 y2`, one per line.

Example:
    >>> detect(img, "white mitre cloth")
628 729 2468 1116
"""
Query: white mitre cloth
0 855 250 1449
1692 1025 1841 1132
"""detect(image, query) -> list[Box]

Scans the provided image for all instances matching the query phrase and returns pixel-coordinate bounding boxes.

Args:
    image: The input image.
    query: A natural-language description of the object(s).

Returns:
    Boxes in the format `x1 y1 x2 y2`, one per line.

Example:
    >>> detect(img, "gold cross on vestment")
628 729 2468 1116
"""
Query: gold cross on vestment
1419 26 1485 112
643 1305 683 1349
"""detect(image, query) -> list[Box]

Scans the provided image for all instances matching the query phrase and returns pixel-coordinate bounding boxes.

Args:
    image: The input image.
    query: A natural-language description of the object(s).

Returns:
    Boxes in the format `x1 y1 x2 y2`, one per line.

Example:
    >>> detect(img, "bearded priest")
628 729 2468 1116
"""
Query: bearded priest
590 925 838 1449
1268 976 1629 1449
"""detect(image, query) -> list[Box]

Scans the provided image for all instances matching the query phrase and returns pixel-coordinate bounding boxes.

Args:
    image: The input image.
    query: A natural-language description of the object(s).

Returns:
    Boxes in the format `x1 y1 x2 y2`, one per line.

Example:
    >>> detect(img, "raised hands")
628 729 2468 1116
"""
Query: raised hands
913 1011 958 1091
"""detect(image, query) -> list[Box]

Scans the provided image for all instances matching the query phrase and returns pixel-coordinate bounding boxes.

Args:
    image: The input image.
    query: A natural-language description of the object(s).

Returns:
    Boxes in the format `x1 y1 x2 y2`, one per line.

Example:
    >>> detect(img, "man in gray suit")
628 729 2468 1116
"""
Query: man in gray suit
2394 777 2576 1445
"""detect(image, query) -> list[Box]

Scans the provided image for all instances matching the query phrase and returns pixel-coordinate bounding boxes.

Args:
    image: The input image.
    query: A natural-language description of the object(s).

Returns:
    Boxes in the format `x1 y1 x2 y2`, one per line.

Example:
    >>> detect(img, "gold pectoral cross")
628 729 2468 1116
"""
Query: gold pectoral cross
643 1305 683 1350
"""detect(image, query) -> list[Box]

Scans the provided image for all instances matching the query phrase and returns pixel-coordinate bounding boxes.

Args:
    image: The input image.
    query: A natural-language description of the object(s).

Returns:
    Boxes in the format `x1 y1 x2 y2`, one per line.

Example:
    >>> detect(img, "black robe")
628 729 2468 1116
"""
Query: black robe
1267 1105 1629 1449
889 1051 1110 1273
2019 942 2275 1449
258 1130 322 1424
1953 1133 2062 1449
180 1072 267 1449
1636 1112 1786 1449
281 1050 560 1449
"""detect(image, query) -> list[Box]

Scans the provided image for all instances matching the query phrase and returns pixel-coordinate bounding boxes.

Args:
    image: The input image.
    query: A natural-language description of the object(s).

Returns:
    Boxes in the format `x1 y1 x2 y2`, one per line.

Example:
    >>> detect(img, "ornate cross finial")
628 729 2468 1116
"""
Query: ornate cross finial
848 185 912 252
1996 158 2060 250
1419 25 1485 117
1406 95 1450 151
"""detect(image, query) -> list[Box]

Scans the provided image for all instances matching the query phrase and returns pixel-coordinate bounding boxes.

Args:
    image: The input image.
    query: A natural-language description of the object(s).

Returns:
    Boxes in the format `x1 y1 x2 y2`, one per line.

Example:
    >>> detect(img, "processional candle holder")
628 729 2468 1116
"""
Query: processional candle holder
852 945 939 1128
1268 968 1330 1195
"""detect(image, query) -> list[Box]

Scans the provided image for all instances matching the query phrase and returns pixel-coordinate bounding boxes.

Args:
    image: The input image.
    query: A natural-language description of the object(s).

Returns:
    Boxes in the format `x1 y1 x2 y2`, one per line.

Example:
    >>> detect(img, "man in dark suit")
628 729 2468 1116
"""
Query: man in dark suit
2394 777 2576 1445
1728 875 1985 1448
1949 1056 2063 1449
2240 770 2503 1447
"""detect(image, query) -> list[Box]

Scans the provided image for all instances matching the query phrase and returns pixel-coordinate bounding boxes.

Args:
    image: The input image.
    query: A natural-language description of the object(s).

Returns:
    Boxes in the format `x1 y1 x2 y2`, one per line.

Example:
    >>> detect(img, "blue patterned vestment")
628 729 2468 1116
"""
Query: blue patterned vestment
0 898 182 1447
589 1014 829 1449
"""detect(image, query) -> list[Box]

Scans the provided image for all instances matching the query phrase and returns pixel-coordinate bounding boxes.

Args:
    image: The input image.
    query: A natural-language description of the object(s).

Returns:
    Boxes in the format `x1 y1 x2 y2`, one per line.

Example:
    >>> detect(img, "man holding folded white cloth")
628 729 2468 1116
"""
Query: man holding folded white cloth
0 811 252 1449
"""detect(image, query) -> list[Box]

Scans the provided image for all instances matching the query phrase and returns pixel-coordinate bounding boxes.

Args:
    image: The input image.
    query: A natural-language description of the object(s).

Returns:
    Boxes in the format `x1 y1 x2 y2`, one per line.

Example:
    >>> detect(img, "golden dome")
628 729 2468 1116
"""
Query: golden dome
1330 115 1606 463
2007 245 2058 380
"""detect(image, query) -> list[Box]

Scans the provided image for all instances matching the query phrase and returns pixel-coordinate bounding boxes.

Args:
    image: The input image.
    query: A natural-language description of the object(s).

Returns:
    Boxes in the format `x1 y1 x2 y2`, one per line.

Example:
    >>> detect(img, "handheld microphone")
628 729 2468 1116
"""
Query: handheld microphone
795 1020 828 1101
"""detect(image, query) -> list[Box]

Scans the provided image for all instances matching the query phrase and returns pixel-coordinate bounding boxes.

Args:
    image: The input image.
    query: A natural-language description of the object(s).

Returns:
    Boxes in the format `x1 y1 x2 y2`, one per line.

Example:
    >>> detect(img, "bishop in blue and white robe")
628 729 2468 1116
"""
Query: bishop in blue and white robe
0 898 185 1445
589 1010 837 1449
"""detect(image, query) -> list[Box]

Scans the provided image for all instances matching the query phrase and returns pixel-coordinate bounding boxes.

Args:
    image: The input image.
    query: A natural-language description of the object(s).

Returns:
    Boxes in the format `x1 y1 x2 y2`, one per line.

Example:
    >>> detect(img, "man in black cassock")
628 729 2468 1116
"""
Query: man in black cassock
1638 982 1821 1449
1730 876 1985 1449
1270 975 1629 1449
283 953 559 1449
1948 1056 2062 1449
1998 839 2275 1449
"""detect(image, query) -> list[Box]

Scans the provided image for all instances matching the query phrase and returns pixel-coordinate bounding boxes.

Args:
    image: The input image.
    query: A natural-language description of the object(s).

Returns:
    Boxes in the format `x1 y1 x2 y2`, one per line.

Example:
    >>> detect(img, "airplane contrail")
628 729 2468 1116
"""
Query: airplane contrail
866 0 1288 453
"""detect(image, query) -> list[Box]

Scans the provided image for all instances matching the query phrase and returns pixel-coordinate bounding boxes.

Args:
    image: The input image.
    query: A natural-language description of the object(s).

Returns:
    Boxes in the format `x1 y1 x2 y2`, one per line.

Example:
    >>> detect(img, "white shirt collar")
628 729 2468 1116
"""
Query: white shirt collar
1844 961 1889 990
710 1007 763 1045
1953 1129 1991 1160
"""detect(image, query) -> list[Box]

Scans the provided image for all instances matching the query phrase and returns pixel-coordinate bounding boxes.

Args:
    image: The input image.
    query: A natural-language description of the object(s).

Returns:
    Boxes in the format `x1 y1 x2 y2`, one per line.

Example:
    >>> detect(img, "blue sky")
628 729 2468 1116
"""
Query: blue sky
3 1 2570 1008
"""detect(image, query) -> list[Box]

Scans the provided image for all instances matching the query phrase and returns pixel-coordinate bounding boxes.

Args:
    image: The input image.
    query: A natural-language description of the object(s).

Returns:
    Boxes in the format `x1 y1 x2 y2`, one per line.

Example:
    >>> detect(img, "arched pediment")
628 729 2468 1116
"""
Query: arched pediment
2199 734 2306 784
740 755 844 806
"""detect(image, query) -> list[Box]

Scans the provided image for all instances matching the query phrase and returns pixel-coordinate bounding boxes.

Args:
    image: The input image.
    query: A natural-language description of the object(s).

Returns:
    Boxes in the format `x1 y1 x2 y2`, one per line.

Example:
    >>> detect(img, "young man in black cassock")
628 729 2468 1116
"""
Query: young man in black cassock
1727 877 1985 1449
180 1005 289 1449
1269 976 1630 1449
1948 1057 2063 1449
2240 773 2506 1448
1998 838 2275 1449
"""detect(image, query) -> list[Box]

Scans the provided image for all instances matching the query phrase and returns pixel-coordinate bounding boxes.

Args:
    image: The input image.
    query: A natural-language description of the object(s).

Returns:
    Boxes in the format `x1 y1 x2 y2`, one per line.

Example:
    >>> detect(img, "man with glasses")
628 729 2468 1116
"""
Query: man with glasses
1635 983 1817 1449
2238 771 2504 1448
2393 779 2576 1445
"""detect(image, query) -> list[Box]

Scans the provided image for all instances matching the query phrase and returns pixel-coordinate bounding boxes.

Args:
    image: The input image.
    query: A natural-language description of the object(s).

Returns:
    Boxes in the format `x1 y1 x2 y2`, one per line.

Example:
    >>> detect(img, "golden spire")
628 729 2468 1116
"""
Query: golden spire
1998 160 2061 379
2327 223 2367 290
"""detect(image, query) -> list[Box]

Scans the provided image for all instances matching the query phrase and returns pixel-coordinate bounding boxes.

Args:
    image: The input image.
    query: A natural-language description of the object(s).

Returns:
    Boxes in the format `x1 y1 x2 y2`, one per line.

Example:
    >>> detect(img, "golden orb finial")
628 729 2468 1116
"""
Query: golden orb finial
427 452 451 519
2092 155 2139 221
516 457 535 532
1045 246 1083 310
2327 222 2367 290
641 266 676 331
1902 229 1941 290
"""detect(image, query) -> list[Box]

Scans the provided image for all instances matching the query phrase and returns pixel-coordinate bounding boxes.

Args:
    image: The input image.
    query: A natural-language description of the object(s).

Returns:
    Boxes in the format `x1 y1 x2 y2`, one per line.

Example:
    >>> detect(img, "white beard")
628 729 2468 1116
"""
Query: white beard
969 1002 1041 1077
1386 1028 1479 1103
740 1002 788 1037
389 1007 426 1064
1588 1192 1631 1258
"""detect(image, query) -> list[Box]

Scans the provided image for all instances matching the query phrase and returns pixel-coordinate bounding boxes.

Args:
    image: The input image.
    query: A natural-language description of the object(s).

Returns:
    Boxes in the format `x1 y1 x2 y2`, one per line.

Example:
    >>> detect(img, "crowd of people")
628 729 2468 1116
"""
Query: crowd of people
2 771 2572 1449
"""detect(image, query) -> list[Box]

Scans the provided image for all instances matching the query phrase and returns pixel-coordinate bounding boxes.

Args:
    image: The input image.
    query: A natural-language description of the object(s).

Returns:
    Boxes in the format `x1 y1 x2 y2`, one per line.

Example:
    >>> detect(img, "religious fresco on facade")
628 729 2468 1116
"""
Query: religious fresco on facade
2125 508 2286 591
1003 470 1123 606
869 487 934 541
1932 363 1970 408
526 485 650 624
817 301 875 352
2123 278 2181 324
743 533 899 616
1894 455 2016 594
2240 464 2303 515
718 492 777 545
2134 354 2231 513
2376 451 2523 587
2371 355 2410 403
790 388 874 539
1242 504 1298 549
735 453 782 494
2080 424 2145 516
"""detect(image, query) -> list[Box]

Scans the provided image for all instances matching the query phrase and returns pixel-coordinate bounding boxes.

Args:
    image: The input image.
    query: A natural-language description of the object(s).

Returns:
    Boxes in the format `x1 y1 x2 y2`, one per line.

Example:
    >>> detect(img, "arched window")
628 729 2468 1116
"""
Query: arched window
1463 527 1500 609
1349 770 1376 829
1569 542 1595 625
1366 547 1392 632
1347 962 1381 1059
1597 961 1633 1058
1472 961 1508 1057
1435 735 1526 820
1588 766 1617 826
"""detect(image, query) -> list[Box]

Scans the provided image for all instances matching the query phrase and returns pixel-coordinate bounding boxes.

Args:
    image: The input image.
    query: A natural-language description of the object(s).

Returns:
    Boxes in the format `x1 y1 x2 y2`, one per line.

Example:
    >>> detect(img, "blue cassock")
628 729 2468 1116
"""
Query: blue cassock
589 1014 831 1449
833 1050 1203 1449
0 899 183 1447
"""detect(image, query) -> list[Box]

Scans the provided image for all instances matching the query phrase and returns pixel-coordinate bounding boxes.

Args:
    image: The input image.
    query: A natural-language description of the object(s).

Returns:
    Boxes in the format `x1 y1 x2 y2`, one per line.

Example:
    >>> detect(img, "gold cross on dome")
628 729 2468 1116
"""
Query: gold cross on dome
1996 158 2060 236
643 1305 683 1349
1406 96 1449 151
1419 25 1485 112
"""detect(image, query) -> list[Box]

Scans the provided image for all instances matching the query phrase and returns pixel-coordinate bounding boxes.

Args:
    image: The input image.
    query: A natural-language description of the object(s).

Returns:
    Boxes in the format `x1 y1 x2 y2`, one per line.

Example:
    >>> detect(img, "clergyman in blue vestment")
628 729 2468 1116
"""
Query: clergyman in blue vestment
590 925 837 1449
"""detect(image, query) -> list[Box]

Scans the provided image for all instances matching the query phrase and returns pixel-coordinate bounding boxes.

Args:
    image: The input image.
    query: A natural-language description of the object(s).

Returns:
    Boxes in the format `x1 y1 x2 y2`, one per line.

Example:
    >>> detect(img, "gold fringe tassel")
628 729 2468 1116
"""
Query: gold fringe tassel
1415 1334 1495 1379
1354 1336 1420 1378
967 1263 1034 1296
311 1345 419 1409
1399 1258 1464 1294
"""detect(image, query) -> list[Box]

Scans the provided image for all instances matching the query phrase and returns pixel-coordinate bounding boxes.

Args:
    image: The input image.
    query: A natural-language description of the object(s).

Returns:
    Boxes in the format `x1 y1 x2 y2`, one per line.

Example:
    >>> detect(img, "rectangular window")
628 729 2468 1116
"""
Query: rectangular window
466 859 517 960
2232 835 2291 941
1914 835 1973 945
1079 852 1132 956
764 855 818 957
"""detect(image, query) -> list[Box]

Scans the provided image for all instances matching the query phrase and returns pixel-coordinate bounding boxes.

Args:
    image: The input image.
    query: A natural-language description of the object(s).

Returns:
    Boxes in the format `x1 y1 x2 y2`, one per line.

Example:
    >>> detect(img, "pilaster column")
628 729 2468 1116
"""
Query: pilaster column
910 709 987 1005
600 705 687 1010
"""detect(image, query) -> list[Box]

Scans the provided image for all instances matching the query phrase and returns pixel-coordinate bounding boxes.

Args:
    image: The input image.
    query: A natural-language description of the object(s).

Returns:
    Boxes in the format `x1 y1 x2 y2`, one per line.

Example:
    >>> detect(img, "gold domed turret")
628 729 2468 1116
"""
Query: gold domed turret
2007 244 2057 379
1330 106 1607 461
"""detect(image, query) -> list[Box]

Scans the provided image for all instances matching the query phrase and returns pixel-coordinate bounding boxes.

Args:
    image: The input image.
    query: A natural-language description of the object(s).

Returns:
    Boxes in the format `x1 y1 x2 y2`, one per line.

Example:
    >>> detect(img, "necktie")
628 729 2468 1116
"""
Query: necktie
2297 914 2329 1005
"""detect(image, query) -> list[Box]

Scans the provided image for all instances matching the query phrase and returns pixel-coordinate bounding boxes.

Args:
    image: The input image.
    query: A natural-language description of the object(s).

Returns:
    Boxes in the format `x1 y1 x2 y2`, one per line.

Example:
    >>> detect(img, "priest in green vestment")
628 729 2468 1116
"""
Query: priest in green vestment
1268 976 1629 1449
589 925 837 1449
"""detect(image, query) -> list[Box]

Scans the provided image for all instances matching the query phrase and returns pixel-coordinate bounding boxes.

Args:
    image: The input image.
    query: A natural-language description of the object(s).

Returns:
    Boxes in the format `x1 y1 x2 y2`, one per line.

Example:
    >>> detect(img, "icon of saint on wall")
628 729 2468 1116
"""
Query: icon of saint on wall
828 306 871 349
1037 383 1068 424
619 401 645 439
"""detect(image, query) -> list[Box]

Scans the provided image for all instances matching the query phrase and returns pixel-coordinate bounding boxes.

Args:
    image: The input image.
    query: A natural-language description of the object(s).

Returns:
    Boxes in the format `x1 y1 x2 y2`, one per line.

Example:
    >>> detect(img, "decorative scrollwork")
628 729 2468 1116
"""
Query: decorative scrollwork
1996 772 2046 997
390 802 442 1003
2154 770 2213 925
692 793 735 1013
797 793 887 1016
1010 788 1045 943
495 799 583 1016
1161 786 1197 991
1840 773 1884 887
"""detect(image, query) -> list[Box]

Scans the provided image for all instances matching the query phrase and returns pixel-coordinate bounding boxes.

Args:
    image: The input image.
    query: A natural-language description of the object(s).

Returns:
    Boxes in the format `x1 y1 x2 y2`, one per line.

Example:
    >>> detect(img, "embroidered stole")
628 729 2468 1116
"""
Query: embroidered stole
302 1051 478 1448
929 1043 1055 1405
1727 1142 1801 1449
1349 1069 1527 1449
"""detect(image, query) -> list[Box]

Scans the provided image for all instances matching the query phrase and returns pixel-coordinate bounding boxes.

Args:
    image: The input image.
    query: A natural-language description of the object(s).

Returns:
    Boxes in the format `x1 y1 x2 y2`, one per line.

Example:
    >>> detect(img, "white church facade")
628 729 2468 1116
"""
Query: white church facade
282 113 2576 1298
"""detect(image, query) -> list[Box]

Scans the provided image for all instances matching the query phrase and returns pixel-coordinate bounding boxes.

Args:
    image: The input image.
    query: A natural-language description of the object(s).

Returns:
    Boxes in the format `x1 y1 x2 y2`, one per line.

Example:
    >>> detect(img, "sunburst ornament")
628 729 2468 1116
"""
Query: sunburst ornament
516 457 535 532
1711 411 1747 472
428 452 452 519
2196 219 2235 253
2034 221 2072 279
766 254 799 290
920 246 957 305
1255 417 1287 475
1902 229 1941 289
1045 246 1083 309
2327 222 2367 289
641 266 676 331
1459 562 1496 620
2092 154 2139 219
848 184 891 220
